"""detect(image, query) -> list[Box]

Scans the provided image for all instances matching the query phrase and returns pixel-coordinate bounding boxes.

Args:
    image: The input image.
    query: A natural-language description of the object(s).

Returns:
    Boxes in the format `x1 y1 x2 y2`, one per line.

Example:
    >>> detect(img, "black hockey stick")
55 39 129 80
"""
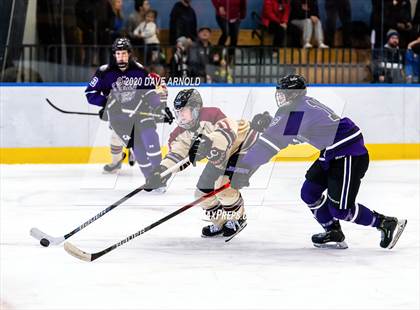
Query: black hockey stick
46 98 98 116
64 182 230 262
45 98 173 121
30 158 189 247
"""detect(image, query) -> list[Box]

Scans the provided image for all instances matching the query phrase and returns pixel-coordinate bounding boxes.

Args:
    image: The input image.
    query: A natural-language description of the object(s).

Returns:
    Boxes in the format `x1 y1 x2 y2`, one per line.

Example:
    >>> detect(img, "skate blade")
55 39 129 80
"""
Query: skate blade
387 219 407 249
224 222 247 242
313 241 348 249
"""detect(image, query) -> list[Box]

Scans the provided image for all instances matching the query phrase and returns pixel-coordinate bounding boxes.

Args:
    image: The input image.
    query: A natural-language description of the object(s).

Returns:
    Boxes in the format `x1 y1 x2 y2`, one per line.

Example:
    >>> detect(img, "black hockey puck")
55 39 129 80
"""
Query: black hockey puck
40 238 50 247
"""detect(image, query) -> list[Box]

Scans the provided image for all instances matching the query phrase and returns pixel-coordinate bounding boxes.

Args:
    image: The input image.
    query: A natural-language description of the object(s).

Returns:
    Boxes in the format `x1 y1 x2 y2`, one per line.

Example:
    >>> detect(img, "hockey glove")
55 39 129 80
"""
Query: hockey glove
98 107 108 121
250 111 272 132
144 165 171 192
153 106 174 124
188 134 213 166
230 165 252 190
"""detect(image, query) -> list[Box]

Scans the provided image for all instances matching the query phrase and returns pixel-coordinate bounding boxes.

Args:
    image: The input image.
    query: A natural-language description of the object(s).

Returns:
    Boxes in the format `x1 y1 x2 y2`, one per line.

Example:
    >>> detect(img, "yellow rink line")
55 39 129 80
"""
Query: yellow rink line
0 144 419 164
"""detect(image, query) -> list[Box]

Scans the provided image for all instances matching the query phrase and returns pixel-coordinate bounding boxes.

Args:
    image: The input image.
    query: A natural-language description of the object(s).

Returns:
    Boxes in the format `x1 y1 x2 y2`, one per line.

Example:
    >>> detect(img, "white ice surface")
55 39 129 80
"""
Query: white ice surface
1 161 419 310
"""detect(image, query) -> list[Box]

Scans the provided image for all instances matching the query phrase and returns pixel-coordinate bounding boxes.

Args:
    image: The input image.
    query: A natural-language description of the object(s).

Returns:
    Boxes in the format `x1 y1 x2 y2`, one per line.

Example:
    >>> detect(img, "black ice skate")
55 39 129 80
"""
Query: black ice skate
201 224 224 238
312 221 348 249
374 211 407 249
223 217 247 242
103 152 126 174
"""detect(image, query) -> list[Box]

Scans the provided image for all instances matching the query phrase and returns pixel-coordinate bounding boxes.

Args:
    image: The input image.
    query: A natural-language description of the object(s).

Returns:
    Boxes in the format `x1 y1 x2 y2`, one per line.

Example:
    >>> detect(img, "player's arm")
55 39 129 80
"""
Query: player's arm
231 114 290 189
85 67 108 107
144 132 191 191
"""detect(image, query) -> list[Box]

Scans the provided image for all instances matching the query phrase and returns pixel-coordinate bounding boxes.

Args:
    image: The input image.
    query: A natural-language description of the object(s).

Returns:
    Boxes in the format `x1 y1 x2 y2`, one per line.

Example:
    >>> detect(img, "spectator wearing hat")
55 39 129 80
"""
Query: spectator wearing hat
373 29 405 83
189 27 214 82
405 35 420 83
169 0 197 45
261 0 291 48
211 0 247 48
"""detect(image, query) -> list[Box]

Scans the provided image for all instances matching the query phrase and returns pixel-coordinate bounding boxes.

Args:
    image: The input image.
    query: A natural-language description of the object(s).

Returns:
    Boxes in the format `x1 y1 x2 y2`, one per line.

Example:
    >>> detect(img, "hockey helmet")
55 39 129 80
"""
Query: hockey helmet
173 89 203 130
275 74 307 107
112 38 132 69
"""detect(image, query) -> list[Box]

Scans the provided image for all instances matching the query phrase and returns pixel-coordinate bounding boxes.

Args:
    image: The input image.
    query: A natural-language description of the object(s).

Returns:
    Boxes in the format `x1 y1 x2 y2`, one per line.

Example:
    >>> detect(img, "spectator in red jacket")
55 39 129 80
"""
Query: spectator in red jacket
212 0 247 48
262 0 290 48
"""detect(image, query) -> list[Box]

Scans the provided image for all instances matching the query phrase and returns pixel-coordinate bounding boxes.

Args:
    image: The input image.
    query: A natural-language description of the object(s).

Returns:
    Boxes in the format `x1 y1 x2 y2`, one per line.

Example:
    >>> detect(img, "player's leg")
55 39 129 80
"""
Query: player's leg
195 163 225 237
215 175 247 238
301 160 347 248
327 154 407 249
132 119 161 171
103 129 126 173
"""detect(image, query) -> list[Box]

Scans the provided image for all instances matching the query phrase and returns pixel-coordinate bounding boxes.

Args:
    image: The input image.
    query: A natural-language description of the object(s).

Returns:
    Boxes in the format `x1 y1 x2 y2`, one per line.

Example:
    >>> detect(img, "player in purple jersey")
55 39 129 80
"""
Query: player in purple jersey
231 74 407 249
85 38 172 182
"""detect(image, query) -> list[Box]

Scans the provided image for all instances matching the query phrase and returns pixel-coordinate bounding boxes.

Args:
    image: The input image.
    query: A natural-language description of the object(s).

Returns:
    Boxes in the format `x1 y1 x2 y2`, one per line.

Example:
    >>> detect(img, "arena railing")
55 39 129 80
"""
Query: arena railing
0 44 412 84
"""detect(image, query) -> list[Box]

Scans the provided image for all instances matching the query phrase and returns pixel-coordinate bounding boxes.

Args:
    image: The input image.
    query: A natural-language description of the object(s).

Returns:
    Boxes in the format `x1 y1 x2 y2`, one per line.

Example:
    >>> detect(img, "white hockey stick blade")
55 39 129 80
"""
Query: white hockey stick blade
387 219 407 249
30 227 65 245
313 241 348 249
64 242 92 262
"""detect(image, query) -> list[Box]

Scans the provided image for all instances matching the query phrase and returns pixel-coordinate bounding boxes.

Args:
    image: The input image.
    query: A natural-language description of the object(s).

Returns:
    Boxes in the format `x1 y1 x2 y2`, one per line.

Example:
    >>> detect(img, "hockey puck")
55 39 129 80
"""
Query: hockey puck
40 238 50 247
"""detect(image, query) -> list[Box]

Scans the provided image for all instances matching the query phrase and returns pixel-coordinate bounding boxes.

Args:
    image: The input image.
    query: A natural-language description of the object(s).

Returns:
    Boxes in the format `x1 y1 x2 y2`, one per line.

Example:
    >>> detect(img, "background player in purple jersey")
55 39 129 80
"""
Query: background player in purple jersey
231 74 407 250
85 37 172 183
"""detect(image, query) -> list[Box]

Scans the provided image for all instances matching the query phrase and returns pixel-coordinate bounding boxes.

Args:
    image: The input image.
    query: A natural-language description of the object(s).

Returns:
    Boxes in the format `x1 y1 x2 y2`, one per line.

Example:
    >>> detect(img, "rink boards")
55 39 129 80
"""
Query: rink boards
0 84 419 163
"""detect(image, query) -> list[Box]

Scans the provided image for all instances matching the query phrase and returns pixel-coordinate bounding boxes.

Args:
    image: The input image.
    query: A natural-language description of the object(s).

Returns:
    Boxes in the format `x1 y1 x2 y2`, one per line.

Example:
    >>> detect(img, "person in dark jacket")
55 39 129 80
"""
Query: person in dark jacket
261 0 291 48
373 29 405 83
169 0 197 45
289 0 328 48
324 0 351 47
212 0 247 48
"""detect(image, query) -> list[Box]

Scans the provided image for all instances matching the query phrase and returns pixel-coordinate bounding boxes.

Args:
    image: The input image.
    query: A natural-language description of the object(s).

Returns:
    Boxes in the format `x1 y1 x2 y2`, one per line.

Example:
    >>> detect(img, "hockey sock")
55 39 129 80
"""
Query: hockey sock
328 203 378 227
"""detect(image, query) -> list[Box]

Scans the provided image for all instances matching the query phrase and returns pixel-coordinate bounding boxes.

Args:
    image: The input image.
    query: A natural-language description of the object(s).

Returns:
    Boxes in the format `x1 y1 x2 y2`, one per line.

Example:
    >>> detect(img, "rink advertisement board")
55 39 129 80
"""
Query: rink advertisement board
0 84 419 163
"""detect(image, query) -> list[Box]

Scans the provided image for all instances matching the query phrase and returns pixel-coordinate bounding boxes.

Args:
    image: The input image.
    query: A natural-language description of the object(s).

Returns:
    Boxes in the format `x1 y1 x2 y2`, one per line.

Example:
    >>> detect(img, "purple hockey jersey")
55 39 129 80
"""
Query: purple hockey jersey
242 96 368 169
84 60 160 109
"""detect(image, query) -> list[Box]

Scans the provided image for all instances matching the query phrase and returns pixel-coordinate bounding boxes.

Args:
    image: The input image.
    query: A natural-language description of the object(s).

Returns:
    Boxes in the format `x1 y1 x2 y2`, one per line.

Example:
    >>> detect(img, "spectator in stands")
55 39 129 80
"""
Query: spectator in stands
127 0 151 45
405 36 420 83
169 0 197 45
75 0 114 65
289 0 328 48
207 48 233 83
383 0 413 48
413 0 420 36
134 10 160 65
261 0 290 49
211 0 247 49
324 0 351 47
189 27 214 82
171 36 193 78
109 0 126 41
373 29 404 83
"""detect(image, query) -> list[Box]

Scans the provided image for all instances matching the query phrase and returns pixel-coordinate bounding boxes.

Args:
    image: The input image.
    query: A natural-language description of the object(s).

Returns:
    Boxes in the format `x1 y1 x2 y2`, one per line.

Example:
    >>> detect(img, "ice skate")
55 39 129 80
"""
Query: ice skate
201 223 224 238
312 221 348 249
223 216 247 242
151 186 167 194
103 152 126 174
374 212 407 249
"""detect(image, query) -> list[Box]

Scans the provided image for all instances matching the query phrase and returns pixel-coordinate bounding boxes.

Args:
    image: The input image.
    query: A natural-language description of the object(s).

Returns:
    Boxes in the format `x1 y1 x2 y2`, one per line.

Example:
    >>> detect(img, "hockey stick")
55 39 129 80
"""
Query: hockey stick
30 157 189 247
45 98 170 119
64 182 230 262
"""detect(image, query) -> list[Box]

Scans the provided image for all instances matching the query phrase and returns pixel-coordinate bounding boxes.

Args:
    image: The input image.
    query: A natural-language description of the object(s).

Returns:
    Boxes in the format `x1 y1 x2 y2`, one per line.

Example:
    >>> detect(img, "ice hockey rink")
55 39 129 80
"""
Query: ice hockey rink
1 160 419 310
